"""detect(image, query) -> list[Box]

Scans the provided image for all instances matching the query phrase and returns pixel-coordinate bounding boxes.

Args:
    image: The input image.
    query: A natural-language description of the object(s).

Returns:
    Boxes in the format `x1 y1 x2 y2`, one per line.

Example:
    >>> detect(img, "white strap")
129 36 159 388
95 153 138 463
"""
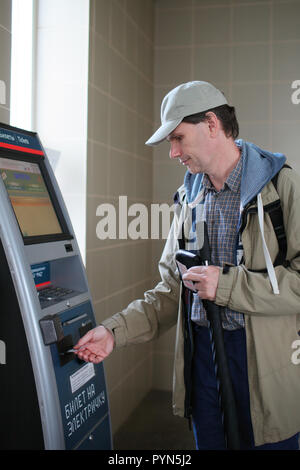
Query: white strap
257 193 280 294
188 188 204 209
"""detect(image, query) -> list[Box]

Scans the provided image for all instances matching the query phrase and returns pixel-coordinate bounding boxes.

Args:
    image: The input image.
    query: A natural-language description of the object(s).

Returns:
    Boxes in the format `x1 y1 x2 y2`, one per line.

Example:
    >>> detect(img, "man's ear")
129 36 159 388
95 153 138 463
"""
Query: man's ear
205 112 219 138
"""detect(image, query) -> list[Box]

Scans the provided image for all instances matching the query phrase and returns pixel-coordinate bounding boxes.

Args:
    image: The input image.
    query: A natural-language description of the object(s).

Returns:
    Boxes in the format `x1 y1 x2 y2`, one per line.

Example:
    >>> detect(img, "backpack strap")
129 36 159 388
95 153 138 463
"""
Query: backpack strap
269 164 291 267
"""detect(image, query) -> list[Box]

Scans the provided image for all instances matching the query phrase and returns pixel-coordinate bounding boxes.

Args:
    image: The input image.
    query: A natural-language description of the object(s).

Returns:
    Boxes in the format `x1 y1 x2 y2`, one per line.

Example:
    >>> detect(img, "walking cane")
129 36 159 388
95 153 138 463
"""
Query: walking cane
176 222 240 450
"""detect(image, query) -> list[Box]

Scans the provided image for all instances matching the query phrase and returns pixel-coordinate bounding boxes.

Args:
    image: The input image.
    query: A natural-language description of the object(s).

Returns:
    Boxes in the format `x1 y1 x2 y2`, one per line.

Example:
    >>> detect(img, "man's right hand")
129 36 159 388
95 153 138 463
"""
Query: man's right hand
73 325 115 364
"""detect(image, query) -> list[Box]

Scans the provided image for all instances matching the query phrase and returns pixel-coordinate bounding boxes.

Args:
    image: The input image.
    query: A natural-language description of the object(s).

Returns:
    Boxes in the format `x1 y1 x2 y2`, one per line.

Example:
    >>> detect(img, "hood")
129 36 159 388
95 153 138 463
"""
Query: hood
183 139 287 207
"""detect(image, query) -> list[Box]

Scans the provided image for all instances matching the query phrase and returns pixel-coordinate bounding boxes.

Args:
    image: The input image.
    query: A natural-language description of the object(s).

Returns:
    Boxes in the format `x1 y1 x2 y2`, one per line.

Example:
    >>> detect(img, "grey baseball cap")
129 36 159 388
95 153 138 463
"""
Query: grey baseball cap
145 81 228 146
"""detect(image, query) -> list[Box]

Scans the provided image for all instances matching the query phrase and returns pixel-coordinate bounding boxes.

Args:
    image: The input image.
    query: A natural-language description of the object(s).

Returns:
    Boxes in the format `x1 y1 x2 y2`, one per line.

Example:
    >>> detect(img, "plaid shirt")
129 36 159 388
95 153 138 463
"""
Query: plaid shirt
191 153 245 330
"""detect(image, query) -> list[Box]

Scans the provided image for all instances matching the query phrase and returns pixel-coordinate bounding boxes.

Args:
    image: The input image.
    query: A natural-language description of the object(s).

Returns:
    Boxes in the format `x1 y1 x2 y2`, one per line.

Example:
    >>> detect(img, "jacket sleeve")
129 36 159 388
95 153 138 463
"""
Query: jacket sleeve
215 168 300 316
101 219 181 348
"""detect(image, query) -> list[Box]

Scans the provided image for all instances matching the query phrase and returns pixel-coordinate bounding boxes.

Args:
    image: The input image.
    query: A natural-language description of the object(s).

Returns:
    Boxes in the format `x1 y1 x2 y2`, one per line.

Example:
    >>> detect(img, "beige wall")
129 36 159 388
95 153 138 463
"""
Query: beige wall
86 0 300 434
0 0 11 124
87 0 155 433
152 0 300 390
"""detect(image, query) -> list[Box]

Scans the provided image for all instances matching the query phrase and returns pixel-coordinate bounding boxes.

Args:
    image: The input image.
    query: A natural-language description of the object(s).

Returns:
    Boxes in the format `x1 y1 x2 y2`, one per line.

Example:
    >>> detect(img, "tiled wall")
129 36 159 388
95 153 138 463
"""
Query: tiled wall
152 0 300 389
87 0 155 433
0 0 11 123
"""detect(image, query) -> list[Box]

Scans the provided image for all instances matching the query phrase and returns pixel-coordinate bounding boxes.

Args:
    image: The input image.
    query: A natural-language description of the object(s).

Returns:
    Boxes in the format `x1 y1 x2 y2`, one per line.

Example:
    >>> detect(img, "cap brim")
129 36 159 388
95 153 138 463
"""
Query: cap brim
145 118 182 146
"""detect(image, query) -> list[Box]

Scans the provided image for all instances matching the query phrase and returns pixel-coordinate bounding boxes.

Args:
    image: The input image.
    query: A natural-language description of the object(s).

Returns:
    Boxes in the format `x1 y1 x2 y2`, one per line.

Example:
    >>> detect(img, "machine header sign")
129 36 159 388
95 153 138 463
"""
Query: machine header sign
0 125 44 156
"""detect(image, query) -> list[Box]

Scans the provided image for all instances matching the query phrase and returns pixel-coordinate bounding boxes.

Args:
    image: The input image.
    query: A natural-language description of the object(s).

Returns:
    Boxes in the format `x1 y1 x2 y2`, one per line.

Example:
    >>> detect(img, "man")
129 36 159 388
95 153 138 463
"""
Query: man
75 81 300 450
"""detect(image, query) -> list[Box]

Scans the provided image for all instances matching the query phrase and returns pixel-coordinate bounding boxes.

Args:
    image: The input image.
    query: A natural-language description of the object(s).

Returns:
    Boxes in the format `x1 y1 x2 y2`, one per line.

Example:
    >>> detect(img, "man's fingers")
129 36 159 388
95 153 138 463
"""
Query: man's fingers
183 272 205 282
74 329 94 349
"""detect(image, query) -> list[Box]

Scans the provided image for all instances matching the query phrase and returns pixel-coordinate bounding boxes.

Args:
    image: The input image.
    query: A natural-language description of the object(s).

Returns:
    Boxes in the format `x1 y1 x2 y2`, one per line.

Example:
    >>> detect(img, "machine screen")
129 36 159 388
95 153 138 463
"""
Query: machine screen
0 157 63 237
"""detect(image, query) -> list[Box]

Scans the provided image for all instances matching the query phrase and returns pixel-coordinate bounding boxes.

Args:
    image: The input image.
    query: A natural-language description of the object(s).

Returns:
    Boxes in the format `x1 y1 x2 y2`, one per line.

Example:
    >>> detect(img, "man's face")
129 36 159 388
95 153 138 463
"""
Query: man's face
167 121 214 174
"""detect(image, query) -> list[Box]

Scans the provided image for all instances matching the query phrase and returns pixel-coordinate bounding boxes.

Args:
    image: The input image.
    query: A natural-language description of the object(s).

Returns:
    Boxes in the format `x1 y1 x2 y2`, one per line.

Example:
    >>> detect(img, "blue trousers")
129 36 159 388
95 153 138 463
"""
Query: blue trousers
191 325 299 450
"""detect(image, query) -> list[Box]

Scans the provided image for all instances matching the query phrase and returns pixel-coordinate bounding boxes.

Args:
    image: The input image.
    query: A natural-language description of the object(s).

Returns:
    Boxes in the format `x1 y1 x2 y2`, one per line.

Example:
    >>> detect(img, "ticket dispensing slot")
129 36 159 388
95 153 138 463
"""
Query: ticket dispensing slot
57 335 76 366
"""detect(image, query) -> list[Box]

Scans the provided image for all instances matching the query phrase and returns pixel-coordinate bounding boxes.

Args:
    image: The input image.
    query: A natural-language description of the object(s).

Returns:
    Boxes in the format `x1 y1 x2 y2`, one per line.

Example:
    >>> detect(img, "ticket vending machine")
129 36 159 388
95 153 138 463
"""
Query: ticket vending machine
0 123 112 450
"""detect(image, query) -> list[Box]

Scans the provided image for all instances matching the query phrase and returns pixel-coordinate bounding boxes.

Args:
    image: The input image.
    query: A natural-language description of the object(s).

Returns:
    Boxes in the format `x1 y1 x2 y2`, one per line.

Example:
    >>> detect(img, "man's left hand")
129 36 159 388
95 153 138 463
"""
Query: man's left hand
182 265 220 301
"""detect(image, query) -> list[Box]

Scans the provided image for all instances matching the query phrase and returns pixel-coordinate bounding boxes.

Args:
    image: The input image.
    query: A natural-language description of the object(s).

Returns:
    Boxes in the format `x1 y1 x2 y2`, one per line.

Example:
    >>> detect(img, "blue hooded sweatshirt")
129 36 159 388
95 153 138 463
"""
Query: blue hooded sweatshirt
183 139 286 209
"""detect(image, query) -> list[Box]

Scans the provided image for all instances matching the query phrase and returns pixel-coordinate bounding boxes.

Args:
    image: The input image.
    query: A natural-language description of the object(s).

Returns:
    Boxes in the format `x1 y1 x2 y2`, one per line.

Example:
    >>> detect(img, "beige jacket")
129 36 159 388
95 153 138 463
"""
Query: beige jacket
102 165 300 446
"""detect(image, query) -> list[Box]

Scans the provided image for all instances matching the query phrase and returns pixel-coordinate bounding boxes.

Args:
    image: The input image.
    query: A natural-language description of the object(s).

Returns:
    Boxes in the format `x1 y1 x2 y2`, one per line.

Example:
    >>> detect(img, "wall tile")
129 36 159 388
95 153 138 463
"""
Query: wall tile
88 88 109 144
193 46 231 83
111 54 137 110
107 387 124 434
194 0 231 5
137 32 153 79
233 0 271 3
89 141 109 196
94 0 111 40
126 16 138 67
126 0 143 30
92 34 111 93
142 0 154 42
153 140 170 164
272 42 300 81
193 7 231 45
103 347 123 393
109 148 137 199
238 121 271 150
137 77 153 121
0 28 11 108
110 100 129 151
137 118 154 160
0 0 11 31
233 4 271 43
273 1 300 41
271 120 300 172
232 44 270 82
111 1 126 55
155 0 193 8
272 83 300 122
155 9 192 47
153 161 186 202
231 83 270 122
155 48 192 86
135 158 153 200
0 106 9 124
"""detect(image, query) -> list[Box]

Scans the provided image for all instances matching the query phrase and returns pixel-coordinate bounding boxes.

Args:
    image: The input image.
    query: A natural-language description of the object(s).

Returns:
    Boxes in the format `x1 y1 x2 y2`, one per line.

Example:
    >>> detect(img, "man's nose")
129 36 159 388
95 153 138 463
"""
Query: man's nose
169 142 182 159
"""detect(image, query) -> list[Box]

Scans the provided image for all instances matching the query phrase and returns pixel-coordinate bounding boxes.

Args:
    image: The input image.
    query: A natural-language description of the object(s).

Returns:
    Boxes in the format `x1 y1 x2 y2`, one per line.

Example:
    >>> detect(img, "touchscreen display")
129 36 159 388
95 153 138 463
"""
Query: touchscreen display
0 157 63 237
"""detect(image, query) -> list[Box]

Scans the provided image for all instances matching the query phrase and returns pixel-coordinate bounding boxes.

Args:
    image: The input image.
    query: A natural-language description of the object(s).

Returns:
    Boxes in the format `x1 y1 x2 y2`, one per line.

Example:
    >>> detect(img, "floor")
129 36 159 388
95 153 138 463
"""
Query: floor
113 390 195 450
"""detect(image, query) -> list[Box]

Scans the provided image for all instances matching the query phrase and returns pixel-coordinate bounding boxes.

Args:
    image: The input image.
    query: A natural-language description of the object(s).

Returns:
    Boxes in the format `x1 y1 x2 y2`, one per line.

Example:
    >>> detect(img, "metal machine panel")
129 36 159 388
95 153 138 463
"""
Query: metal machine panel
0 123 112 450
49 302 111 450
